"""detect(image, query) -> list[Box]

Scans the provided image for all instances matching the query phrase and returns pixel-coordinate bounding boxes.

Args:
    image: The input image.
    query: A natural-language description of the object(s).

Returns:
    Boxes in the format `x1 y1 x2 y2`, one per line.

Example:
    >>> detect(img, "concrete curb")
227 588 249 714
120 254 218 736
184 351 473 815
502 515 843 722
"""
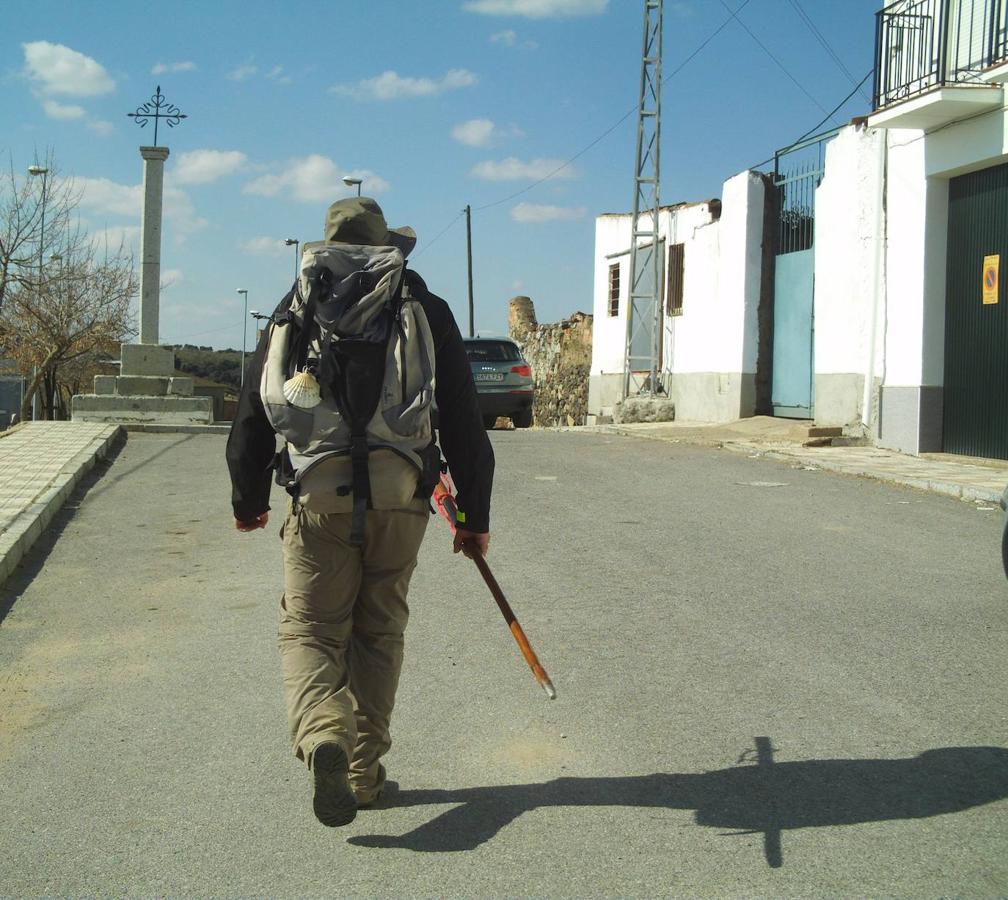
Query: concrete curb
0 425 124 587
122 423 231 435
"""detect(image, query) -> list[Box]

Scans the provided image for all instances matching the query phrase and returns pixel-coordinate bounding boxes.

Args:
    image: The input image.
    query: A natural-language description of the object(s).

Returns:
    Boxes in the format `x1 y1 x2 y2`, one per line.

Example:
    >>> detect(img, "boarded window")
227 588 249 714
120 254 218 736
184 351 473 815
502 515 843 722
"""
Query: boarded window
667 243 685 316
608 263 620 316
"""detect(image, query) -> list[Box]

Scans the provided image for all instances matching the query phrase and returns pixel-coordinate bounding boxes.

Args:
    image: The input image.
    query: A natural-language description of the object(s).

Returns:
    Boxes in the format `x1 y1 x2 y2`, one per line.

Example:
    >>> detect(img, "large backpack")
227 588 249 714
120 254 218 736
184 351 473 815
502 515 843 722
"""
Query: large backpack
260 241 438 544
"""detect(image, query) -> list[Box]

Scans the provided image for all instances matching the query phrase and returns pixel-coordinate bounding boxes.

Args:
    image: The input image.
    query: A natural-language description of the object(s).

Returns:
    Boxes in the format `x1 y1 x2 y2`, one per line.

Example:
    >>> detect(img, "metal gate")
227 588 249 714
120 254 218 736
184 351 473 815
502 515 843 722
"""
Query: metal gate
943 163 1008 460
770 130 837 419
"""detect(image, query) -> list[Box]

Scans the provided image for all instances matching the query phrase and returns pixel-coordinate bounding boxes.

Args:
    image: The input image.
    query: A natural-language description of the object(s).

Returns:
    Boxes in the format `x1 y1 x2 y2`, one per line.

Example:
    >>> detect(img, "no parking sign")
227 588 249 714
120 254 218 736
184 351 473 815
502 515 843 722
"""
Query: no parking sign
982 254 999 305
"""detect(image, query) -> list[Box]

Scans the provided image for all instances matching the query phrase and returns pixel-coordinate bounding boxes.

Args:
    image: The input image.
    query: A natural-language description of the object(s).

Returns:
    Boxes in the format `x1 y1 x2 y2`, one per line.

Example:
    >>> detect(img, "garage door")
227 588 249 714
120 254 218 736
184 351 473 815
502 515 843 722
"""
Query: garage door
944 164 1008 460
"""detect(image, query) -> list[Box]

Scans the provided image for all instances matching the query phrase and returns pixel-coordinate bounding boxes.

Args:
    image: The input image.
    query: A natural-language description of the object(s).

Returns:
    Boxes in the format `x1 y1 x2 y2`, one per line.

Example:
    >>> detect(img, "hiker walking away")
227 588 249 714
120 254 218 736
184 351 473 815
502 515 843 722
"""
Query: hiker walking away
226 197 494 827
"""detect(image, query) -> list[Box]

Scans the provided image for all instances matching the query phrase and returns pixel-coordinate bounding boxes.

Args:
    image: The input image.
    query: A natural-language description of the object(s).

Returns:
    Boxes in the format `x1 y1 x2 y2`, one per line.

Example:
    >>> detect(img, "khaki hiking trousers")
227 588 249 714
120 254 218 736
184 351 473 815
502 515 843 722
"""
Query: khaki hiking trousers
278 498 429 803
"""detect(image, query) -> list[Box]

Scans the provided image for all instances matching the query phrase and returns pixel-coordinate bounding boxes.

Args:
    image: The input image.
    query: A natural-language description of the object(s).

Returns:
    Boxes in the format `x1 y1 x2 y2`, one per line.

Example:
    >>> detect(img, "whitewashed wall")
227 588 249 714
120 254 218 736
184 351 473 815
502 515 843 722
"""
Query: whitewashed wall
589 171 765 422
878 103 1008 453
812 125 886 428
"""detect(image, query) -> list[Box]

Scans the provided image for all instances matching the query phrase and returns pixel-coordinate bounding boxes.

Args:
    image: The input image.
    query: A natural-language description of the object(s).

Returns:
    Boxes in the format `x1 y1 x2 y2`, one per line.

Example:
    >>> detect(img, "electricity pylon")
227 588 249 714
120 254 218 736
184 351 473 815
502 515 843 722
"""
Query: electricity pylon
622 0 664 400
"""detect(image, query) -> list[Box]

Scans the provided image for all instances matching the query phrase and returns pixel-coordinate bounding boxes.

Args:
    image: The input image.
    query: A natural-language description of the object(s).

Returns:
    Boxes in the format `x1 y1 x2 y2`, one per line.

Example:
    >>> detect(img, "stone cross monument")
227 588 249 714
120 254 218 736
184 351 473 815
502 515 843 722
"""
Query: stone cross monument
72 86 212 425
138 145 169 345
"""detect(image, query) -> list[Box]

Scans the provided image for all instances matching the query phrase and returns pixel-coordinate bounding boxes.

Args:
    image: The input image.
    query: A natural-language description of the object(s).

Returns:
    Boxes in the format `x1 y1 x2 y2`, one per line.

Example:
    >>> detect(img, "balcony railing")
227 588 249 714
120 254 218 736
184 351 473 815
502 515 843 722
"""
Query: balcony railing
873 0 1008 109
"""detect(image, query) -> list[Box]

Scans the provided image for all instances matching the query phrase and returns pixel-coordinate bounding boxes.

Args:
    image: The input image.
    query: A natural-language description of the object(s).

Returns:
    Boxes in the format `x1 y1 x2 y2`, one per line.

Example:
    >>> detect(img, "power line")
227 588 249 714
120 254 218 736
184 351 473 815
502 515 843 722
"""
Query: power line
786 0 871 103
747 67 873 170
791 68 873 145
473 0 755 213
717 0 839 125
412 209 465 259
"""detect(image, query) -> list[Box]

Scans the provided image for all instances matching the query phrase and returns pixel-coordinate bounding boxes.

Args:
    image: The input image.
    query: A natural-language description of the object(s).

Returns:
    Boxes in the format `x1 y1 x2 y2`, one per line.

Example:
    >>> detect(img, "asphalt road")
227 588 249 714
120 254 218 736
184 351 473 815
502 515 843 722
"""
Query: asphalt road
0 430 1005 897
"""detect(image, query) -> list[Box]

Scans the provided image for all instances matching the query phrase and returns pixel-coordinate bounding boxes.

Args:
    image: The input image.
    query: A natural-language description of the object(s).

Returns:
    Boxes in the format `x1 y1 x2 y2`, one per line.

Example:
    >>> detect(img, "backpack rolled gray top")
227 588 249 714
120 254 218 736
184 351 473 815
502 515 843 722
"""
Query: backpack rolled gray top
260 199 436 546
324 197 416 258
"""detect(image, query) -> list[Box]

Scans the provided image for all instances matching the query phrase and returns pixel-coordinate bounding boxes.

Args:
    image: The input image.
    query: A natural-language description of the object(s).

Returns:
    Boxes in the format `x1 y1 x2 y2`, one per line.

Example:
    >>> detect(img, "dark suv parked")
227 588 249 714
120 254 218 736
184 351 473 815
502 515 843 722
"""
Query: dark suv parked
463 337 534 429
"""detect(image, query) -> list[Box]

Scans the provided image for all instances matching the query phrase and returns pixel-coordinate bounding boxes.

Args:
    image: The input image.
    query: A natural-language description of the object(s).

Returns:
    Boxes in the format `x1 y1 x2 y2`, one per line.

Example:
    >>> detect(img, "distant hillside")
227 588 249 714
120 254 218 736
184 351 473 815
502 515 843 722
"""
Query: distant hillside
171 345 243 390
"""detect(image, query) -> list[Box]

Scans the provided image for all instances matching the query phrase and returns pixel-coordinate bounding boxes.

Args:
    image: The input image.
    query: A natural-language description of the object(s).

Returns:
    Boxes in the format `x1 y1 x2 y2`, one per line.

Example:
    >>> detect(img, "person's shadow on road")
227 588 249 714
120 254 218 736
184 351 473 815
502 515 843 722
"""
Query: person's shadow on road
348 740 1008 867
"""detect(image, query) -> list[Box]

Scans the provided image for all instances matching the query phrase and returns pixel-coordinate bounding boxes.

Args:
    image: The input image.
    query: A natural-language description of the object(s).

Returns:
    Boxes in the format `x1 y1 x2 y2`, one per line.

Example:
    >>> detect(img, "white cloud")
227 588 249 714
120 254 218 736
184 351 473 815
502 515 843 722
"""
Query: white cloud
331 69 477 101
471 157 575 181
40 98 113 135
77 177 206 236
265 65 292 84
452 119 496 148
22 41 115 96
243 155 390 202
87 120 114 137
78 178 142 217
92 224 141 254
42 99 86 120
511 202 586 223
163 186 207 235
453 119 525 148
160 269 184 290
152 61 197 75
239 237 289 257
489 28 537 48
464 0 607 17
173 149 247 185
227 63 257 82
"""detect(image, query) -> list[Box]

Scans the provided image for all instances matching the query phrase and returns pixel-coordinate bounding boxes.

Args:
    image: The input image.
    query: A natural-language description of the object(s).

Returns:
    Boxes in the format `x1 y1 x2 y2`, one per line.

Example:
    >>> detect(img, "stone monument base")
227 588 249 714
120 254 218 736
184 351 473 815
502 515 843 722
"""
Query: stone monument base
70 342 213 425
72 393 213 425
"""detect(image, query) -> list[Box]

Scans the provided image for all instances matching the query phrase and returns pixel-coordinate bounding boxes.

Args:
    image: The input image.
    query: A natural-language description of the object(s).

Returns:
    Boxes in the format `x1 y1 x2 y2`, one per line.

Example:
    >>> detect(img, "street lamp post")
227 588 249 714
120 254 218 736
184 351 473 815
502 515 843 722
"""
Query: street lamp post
342 176 362 197
236 289 248 386
28 165 49 420
284 238 300 282
49 252 62 416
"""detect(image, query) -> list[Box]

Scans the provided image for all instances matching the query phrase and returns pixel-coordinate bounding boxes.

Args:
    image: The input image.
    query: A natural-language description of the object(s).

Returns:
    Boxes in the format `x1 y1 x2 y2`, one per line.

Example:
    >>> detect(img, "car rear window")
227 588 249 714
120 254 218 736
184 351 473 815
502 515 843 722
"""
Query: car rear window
465 341 522 363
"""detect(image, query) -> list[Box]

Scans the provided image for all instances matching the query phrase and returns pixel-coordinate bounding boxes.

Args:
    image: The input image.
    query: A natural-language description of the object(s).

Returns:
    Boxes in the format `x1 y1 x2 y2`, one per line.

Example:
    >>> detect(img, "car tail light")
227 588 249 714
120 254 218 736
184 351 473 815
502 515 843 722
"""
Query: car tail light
510 365 532 377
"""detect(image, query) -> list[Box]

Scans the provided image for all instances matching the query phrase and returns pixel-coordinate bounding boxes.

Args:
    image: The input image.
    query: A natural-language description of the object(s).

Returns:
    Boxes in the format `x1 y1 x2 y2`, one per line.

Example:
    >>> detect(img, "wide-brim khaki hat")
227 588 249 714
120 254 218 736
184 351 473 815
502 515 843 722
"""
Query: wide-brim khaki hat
323 197 417 257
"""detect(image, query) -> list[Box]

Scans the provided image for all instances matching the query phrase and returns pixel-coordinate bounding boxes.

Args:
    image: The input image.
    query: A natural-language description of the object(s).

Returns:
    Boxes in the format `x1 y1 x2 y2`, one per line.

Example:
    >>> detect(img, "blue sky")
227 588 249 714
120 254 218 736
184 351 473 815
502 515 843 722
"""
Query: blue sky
3 0 881 352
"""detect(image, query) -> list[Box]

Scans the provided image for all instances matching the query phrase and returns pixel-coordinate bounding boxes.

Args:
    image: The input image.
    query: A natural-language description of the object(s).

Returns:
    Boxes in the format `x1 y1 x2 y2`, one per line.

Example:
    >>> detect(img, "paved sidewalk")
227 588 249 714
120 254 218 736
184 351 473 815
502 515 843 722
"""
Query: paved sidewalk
0 422 122 585
590 418 1008 504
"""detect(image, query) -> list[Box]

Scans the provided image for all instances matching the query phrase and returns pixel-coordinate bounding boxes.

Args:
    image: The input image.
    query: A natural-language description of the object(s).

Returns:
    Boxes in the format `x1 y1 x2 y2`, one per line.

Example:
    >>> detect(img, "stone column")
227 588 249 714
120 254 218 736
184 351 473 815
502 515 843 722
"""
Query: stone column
138 146 169 345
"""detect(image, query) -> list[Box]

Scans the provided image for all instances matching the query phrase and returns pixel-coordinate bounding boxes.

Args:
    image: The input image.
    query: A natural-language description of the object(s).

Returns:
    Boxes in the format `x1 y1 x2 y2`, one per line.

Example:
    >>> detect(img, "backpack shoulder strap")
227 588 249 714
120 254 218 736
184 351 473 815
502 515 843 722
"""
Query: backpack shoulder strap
289 268 330 374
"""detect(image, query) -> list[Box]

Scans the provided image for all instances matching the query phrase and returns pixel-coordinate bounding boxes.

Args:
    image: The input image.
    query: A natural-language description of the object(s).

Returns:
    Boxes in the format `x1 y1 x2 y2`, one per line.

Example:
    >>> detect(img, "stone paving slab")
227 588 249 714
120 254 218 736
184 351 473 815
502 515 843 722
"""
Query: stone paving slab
0 422 122 586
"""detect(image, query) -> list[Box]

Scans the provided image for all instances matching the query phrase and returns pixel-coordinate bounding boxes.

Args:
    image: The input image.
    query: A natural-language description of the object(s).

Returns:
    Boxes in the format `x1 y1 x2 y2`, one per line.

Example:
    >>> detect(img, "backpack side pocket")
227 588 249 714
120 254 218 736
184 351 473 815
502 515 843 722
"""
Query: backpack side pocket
380 301 435 438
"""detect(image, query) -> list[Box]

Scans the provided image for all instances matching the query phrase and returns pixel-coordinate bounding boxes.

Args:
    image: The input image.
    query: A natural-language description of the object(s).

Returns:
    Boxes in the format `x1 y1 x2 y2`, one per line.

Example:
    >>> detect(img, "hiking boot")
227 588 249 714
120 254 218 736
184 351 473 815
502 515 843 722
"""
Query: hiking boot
311 742 357 827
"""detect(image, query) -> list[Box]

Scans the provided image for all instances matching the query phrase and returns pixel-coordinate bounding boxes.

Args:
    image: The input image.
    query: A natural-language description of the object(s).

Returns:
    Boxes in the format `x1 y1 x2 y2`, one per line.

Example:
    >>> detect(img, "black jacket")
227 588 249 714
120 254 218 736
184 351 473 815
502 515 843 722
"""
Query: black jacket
225 270 494 532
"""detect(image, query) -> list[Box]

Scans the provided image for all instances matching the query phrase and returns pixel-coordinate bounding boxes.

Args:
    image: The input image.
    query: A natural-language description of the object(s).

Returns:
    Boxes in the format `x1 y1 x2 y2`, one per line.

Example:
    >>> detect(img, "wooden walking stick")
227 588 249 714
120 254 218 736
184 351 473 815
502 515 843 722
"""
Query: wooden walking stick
432 474 557 700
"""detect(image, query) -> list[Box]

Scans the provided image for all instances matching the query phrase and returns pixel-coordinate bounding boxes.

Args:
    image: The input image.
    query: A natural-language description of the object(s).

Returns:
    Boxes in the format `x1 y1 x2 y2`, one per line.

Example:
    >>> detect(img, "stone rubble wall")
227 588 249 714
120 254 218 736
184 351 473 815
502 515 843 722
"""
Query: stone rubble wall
508 296 593 427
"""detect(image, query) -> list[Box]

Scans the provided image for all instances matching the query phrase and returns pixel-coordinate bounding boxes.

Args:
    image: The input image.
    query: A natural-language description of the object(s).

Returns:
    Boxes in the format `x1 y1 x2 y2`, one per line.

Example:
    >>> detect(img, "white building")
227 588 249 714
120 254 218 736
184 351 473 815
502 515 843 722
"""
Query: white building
590 0 1008 461
867 0 1008 458
589 172 769 423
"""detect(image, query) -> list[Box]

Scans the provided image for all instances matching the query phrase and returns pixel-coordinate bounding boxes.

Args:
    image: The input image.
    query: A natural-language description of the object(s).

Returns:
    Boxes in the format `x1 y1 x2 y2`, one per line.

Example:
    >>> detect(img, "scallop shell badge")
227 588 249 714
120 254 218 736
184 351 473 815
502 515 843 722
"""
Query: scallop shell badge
282 370 321 409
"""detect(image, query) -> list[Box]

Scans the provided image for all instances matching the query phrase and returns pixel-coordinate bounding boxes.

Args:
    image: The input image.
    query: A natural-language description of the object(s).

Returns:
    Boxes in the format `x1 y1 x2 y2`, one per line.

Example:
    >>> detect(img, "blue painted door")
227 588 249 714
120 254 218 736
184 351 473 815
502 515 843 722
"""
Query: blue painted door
772 249 814 418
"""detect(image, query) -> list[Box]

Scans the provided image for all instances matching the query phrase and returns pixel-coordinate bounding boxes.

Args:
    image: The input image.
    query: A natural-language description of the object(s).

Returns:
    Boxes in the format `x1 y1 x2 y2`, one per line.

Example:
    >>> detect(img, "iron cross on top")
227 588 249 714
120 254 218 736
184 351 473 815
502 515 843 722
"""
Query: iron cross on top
128 85 187 146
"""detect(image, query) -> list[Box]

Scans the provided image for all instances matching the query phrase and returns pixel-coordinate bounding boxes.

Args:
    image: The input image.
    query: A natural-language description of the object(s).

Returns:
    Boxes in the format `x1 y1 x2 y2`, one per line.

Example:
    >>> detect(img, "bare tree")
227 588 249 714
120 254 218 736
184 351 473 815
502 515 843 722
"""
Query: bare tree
0 151 82 313
2 238 137 420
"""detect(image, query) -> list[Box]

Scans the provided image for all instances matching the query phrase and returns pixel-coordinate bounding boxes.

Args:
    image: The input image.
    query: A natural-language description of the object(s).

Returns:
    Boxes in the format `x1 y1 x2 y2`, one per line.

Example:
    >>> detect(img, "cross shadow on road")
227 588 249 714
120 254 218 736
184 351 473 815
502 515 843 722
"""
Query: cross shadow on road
348 741 1008 867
